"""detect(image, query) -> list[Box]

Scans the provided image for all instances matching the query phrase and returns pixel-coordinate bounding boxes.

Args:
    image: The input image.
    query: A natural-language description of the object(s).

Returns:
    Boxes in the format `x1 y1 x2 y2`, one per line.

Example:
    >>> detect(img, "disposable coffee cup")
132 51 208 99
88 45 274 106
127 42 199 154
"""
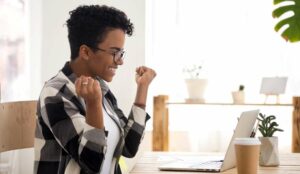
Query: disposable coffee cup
234 138 261 174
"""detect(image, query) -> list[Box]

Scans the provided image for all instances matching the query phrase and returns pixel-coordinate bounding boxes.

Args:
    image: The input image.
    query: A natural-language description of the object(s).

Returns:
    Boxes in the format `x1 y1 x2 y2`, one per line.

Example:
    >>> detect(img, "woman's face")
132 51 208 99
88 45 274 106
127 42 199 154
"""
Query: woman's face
87 29 125 82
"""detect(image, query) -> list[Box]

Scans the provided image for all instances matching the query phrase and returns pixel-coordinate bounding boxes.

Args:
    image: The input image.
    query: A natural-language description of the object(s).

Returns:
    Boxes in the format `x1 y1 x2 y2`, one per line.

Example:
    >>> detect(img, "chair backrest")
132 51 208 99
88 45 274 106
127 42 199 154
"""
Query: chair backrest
0 101 37 153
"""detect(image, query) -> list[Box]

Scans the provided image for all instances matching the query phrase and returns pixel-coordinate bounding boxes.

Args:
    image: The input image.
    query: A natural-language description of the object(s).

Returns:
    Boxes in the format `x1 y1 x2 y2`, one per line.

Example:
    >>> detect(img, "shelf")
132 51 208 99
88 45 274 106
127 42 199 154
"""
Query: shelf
153 95 300 152
167 101 293 106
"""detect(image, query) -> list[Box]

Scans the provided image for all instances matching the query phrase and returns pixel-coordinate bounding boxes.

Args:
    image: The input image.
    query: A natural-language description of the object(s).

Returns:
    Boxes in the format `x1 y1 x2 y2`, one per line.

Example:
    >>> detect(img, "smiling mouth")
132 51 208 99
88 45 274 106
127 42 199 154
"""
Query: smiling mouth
109 67 117 74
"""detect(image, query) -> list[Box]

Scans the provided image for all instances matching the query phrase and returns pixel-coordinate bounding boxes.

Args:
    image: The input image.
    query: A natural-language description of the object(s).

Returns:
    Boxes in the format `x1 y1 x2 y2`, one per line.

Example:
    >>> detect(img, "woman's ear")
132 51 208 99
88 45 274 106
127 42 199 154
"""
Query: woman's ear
79 45 90 61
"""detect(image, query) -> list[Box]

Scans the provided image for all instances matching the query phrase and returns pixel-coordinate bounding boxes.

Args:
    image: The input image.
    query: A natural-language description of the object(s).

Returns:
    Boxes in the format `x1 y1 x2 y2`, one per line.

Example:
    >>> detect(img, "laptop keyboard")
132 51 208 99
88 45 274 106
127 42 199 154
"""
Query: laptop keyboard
159 159 224 172
191 160 223 169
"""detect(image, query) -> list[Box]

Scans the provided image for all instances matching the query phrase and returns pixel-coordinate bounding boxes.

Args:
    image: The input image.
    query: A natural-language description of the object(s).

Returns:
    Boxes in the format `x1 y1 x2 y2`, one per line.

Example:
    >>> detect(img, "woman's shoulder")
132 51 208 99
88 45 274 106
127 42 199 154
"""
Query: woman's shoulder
40 71 76 100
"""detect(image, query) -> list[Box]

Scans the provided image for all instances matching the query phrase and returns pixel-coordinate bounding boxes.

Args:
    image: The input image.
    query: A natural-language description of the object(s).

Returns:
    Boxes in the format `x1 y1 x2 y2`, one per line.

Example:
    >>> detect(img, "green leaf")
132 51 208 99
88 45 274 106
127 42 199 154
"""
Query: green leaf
275 128 284 132
259 113 265 118
273 0 300 42
257 113 284 137
257 118 264 122
273 5 296 18
267 115 276 120
258 127 267 137
259 125 265 130
269 130 276 137
270 122 279 128
274 0 293 5
271 115 276 118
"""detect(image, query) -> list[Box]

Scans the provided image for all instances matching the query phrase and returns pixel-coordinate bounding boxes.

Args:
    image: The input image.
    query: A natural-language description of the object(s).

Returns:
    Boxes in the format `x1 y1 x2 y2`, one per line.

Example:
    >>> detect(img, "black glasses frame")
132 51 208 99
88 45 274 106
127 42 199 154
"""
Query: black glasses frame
91 46 125 64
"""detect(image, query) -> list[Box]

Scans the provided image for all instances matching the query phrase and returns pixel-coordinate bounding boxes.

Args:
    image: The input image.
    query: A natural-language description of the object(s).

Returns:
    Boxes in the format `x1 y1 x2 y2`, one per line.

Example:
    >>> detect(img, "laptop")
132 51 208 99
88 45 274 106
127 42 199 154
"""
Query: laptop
158 109 259 172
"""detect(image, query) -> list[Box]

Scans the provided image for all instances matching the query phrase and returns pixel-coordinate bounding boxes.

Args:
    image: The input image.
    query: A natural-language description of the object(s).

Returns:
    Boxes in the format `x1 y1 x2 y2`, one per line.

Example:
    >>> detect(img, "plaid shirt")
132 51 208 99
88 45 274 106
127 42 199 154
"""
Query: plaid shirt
34 62 150 174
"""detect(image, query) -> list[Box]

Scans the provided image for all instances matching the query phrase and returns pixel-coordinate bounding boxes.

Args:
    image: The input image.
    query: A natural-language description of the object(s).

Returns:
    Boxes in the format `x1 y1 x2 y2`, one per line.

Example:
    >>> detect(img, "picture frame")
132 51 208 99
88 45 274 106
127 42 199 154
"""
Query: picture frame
260 77 288 95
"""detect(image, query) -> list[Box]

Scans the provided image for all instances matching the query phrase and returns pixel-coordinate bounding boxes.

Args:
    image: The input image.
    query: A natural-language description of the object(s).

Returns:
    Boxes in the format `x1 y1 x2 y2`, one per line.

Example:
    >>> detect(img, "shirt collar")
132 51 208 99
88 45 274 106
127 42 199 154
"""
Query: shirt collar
96 76 109 96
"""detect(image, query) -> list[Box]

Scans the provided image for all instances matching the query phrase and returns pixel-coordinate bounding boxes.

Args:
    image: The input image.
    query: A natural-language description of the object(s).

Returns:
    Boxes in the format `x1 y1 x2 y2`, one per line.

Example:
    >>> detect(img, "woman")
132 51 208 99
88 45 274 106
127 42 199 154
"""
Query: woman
34 5 156 174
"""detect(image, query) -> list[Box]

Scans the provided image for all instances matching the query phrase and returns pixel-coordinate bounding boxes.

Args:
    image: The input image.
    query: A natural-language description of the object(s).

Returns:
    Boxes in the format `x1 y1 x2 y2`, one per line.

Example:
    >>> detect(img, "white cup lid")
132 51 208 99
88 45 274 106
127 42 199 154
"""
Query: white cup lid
234 138 261 145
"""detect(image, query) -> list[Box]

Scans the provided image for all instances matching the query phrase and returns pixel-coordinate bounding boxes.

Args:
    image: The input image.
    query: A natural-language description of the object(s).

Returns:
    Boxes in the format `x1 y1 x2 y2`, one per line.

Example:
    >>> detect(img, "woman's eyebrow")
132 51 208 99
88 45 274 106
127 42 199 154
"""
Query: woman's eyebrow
109 47 123 51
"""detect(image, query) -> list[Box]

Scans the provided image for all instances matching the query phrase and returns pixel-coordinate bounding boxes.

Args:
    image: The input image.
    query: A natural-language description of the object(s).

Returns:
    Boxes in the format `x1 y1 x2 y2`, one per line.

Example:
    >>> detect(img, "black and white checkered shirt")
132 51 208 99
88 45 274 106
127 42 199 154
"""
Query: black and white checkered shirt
34 62 150 174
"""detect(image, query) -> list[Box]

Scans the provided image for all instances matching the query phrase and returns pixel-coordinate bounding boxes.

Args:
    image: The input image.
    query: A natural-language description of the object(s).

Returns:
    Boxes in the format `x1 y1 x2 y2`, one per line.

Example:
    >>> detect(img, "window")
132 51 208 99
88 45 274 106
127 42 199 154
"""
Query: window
147 0 300 102
146 0 297 152
0 0 30 102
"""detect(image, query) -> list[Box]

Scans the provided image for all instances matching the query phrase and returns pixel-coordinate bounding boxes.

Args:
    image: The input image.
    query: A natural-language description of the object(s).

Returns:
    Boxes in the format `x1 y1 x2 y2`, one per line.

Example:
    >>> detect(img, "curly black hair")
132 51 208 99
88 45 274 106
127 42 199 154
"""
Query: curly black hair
66 5 134 60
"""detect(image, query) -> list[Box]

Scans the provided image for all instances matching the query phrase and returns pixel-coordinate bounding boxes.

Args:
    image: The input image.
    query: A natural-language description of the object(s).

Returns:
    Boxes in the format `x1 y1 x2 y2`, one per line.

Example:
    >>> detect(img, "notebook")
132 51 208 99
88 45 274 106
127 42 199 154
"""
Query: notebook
158 109 259 172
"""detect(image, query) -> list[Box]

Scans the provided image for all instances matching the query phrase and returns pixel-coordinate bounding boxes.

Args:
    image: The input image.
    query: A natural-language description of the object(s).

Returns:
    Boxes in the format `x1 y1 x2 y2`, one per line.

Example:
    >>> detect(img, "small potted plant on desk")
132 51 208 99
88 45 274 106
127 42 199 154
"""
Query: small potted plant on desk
183 65 208 103
257 113 283 166
232 85 245 104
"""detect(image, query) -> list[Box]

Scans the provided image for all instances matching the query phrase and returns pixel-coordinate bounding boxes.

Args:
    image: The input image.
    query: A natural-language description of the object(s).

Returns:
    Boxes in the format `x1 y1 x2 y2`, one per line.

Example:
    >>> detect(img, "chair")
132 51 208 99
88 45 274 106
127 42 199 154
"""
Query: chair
0 101 37 173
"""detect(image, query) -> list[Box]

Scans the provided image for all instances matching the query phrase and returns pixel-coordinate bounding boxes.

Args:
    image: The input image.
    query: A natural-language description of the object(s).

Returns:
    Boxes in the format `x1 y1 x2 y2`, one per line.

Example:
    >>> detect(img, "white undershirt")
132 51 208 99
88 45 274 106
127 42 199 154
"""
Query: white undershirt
100 100 121 174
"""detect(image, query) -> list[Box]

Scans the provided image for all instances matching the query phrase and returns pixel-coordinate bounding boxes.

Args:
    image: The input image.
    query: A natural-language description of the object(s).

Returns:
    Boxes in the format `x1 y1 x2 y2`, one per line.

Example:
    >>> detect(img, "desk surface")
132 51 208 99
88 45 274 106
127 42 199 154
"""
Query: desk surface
130 152 300 174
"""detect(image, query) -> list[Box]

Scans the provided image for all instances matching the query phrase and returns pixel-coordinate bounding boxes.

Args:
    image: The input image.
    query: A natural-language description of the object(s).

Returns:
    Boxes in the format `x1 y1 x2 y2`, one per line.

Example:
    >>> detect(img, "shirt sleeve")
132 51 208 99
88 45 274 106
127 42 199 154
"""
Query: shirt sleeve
40 86 107 173
122 105 150 157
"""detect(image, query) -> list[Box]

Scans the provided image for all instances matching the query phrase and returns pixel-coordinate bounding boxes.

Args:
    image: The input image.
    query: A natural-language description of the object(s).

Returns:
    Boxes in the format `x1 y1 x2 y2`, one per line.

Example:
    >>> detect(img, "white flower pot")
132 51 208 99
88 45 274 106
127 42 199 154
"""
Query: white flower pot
232 91 245 104
259 137 280 166
185 79 207 102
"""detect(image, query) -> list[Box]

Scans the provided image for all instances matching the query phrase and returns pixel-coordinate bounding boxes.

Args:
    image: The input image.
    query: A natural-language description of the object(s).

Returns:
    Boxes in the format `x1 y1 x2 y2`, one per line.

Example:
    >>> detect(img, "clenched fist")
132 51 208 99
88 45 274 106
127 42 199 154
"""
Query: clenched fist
75 76 102 105
135 66 156 87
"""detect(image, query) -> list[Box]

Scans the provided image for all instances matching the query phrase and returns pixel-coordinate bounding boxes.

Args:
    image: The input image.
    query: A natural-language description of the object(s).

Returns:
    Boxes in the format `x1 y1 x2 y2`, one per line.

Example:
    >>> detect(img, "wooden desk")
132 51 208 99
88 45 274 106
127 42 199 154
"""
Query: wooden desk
130 152 300 174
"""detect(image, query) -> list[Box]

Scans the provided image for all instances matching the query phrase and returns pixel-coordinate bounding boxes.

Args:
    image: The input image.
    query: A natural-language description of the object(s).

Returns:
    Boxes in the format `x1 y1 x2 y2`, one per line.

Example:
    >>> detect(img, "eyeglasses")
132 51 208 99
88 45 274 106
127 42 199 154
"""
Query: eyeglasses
91 46 125 64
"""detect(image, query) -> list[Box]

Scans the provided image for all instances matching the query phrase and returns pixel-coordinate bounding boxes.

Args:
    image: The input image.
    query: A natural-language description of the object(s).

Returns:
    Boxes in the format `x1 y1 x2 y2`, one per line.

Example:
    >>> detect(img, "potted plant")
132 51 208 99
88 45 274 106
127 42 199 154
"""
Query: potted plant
232 85 245 104
182 65 207 103
257 113 284 166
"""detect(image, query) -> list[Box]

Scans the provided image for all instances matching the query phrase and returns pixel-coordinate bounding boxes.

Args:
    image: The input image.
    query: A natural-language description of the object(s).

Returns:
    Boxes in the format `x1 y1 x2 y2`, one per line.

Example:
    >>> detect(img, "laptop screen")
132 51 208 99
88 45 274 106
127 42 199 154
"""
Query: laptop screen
220 110 259 171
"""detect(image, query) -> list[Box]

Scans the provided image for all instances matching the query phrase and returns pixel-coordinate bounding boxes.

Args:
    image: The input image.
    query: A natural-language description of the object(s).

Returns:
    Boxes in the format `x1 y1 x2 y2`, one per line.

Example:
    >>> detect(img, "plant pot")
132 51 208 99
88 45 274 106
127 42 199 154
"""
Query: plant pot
185 79 207 103
232 91 245 104
258 137 280 166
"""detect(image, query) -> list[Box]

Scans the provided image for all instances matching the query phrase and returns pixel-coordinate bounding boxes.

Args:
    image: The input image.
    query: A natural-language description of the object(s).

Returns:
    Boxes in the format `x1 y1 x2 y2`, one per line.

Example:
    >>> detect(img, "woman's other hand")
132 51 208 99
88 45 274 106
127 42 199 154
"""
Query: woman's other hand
135 66 156 87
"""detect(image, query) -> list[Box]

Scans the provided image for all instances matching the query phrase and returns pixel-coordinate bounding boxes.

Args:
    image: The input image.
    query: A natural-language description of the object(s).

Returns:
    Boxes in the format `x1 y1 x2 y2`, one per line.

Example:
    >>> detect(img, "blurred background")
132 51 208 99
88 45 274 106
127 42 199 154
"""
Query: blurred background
1 0 299 173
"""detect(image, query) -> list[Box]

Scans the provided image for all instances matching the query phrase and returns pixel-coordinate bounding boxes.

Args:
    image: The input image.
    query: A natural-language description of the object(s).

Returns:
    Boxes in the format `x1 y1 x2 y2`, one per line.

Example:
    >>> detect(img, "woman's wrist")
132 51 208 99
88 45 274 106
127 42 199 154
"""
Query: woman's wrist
134 84 148 109
134 102 146 109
